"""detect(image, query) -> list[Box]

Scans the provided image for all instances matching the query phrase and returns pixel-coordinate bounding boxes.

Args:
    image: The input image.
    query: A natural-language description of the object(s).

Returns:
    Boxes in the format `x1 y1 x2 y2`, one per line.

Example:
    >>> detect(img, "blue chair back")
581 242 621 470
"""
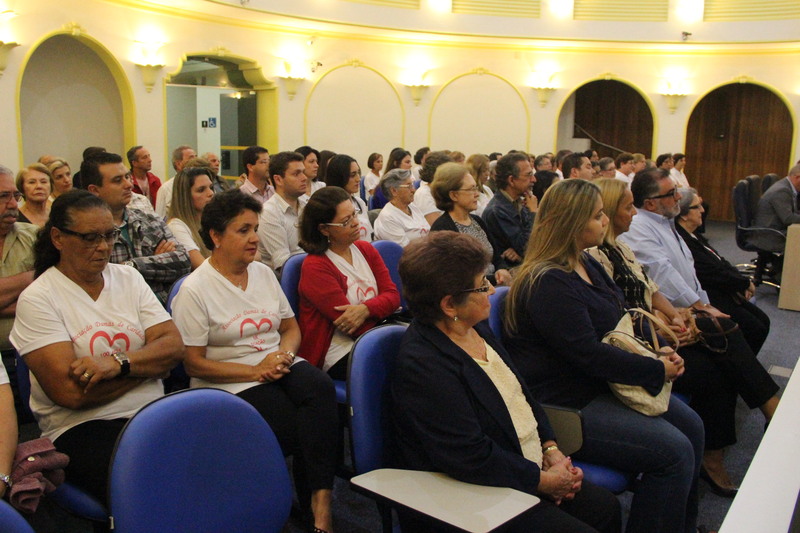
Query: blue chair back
371 241 405 312
347 325 407 475
487 286 509 339
0 499 35 533
109 388 291 533
14 353 108 522
359 176 367 203
279 253 308 315
165 274 188 314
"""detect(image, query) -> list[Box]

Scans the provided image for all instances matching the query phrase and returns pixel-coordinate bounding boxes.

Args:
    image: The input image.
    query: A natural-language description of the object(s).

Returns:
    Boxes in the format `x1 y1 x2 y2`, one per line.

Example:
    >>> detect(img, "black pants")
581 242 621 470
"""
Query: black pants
674 316 779 450
399 480 621 533
53 418 128 506
237 361 338 492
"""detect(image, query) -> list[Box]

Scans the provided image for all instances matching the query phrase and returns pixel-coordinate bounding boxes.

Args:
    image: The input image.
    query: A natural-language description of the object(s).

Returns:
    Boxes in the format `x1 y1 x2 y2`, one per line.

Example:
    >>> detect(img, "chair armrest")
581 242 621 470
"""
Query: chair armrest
542 404 584 456
350 469 539 533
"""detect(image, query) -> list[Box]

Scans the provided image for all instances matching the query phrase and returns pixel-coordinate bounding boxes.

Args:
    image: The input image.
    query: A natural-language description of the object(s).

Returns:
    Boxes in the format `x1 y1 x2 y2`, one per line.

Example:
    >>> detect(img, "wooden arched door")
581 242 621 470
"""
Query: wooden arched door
571 80 654 158
686 83 793 221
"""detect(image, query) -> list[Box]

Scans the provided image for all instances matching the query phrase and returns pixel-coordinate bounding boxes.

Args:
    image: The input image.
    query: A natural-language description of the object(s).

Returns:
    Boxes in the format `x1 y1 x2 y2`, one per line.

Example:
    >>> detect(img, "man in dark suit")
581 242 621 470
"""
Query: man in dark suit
751 164 800 252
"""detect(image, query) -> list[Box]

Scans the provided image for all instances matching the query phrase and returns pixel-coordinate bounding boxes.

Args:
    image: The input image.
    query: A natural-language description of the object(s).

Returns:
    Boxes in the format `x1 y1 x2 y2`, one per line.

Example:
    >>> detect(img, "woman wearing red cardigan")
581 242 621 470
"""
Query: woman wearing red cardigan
297 187 400 377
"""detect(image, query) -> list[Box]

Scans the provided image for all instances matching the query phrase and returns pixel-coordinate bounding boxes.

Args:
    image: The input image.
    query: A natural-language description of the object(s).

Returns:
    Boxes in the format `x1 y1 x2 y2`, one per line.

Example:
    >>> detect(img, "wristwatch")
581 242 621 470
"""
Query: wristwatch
112 351 131 377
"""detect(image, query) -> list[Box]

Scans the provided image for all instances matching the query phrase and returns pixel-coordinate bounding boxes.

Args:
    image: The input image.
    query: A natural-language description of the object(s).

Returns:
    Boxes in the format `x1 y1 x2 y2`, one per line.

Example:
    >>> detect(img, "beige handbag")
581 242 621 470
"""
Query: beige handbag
602 308 679 417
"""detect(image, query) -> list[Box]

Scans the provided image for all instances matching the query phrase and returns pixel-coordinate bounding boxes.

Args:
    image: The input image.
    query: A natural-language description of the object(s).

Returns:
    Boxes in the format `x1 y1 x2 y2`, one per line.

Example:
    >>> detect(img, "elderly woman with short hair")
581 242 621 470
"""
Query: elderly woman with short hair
429 162 511 285
392 232 621 533
675 188 771 354
16 164 52 227
373 168 430 247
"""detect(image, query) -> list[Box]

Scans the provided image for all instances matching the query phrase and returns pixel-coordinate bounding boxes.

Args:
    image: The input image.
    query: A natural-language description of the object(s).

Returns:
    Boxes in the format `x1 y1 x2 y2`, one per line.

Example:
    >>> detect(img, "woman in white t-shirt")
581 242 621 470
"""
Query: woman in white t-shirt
167 167 215 270
373 169 431 247
297 187 400 378
10 190 183 504
170 190 337 533
324 154 373 241
363 152 383 201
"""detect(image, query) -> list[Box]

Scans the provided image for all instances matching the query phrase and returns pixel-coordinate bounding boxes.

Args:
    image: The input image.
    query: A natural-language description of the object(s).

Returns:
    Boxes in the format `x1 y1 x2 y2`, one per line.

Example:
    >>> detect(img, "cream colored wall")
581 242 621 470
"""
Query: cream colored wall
0 0 798 176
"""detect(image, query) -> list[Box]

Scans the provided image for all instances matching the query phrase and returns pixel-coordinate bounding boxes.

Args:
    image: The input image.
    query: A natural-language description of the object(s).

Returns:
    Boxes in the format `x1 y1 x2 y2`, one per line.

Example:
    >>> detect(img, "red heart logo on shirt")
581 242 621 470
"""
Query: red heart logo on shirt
356 287 377 301
240 318 273 338
89 331 131 356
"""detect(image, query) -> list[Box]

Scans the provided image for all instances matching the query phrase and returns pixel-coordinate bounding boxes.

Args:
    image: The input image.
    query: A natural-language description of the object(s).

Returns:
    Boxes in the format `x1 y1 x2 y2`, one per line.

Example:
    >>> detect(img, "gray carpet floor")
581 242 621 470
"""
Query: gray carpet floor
19 221 798 532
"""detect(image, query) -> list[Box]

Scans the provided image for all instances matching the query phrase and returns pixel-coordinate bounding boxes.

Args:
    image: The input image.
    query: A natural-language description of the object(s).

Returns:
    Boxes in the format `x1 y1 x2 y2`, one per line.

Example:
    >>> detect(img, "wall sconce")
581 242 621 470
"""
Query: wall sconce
0 41 19 78
405 84 428 106
280 76 304 100
136 63 164 93
532 87 556 108
662 93 686 114
528 70 558 107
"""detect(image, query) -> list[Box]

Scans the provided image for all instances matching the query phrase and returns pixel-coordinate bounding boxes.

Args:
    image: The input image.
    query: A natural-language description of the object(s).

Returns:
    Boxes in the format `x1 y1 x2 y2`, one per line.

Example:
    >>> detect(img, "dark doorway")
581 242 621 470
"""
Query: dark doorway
572 80 654 158
686 83 793 221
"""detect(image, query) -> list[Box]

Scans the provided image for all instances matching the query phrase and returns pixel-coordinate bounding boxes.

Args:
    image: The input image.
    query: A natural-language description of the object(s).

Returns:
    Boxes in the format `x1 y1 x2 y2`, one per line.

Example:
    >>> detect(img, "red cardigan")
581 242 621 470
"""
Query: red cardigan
298 240 400 368
131 171 162 209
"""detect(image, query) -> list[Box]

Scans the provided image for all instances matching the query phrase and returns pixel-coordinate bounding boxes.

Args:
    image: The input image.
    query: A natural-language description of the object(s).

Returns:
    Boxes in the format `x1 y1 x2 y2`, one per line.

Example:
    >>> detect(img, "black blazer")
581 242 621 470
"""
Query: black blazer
430 212 510 273
391 320 556 495
675 223 750 309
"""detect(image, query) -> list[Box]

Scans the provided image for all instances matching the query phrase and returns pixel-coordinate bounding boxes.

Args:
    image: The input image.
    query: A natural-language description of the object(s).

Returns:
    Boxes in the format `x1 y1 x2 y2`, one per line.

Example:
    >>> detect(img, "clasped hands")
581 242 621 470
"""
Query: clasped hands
254 350 295 383
541 451 583 505
333 304 370 336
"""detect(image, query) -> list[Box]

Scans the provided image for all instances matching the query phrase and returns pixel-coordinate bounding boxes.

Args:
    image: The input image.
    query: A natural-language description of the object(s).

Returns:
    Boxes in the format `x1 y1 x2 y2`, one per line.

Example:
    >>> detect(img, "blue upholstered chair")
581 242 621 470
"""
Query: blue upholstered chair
0 499 35 533
370 240 406 314
108 388 291 533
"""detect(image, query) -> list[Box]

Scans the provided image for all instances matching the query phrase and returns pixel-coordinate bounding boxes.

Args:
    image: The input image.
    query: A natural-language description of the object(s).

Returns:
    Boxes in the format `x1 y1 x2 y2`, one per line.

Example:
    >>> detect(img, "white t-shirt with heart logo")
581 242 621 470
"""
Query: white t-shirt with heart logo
10 264 170 440
171 259 294 395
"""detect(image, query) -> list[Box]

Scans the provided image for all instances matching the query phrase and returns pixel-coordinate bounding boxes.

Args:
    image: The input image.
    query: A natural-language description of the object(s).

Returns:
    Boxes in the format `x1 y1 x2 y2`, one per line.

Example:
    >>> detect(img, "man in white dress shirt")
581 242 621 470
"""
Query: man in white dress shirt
155 145 196 218
258 151 307 276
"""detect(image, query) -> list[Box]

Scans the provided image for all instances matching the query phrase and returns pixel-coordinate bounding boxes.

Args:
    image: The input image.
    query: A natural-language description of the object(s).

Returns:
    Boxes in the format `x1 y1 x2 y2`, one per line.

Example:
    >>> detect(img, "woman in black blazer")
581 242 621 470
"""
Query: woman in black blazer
429 162 512 285
676 188 771 354
391 232 620 533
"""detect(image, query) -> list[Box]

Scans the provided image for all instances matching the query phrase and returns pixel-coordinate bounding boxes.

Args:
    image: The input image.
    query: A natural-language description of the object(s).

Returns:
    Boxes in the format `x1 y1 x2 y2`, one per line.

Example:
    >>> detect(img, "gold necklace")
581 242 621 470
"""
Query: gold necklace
210 258 246 290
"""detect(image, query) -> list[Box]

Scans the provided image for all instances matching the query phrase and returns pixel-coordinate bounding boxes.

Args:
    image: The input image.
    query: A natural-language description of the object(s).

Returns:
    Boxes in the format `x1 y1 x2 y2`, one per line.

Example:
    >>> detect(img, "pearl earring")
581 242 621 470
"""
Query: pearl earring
453 316 459 322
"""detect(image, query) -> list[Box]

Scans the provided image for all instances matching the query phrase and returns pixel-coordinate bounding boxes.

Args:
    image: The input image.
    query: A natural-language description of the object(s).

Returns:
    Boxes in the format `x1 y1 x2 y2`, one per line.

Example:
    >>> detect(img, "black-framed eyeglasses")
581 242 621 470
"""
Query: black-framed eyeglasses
648 188 678 200
59 227 121 246
459 277 492 294
324 214 358 228
0 191 22 204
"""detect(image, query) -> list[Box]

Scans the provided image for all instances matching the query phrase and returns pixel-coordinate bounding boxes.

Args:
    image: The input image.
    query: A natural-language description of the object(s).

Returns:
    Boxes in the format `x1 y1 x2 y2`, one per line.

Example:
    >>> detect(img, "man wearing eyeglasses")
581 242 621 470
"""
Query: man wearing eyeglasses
83 153 190 305
0 165 36 359
619 168 727 317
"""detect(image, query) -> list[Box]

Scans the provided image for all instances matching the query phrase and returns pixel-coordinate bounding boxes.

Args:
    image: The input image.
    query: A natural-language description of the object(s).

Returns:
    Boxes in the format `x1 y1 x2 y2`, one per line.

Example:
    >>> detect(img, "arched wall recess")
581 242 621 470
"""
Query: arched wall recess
428 68 531 153
165 48 278 153
16 24 136 167
683 75 797 168
303 59 406 154
554 73 658 157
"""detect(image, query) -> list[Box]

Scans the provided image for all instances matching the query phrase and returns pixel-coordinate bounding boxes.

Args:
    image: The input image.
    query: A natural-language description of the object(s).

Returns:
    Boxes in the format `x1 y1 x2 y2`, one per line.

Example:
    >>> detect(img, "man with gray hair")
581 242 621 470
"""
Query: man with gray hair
0 165 36 373
751 163 800 253
619 168 726 316
155 145 197 218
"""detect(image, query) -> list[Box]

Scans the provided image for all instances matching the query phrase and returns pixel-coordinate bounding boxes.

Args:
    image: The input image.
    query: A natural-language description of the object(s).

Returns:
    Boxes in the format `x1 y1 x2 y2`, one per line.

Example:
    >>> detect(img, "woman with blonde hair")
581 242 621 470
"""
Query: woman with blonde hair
465 153 493 216
16 164 52 227
167 167 215 270
504 178 704 533
47 159 73 205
